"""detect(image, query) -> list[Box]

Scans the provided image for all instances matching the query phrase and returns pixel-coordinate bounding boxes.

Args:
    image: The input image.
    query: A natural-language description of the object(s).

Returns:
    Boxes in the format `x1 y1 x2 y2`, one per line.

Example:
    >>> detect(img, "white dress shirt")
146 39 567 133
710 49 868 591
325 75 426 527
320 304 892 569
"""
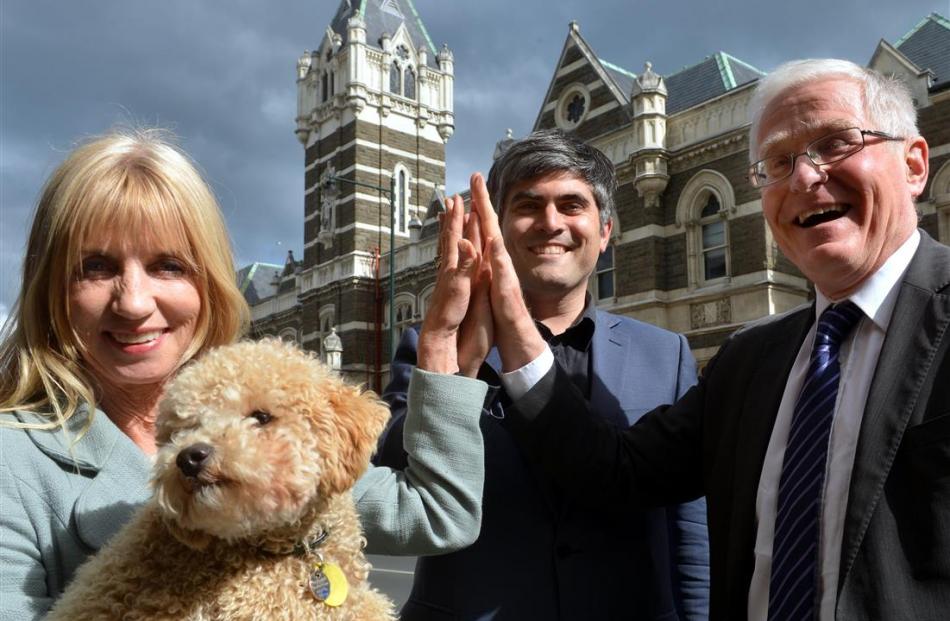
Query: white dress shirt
747 229 920 620
502 231 922 620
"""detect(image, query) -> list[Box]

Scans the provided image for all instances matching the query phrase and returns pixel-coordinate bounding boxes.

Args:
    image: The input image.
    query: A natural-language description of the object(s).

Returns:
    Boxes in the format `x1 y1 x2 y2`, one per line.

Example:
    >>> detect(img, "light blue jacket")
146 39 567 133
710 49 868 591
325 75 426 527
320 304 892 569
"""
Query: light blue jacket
0 369 485 621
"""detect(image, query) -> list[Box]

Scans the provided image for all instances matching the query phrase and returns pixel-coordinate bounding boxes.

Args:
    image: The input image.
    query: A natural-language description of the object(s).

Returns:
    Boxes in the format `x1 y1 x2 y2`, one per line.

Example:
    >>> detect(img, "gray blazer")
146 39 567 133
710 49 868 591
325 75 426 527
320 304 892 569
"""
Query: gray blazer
0 368 486 621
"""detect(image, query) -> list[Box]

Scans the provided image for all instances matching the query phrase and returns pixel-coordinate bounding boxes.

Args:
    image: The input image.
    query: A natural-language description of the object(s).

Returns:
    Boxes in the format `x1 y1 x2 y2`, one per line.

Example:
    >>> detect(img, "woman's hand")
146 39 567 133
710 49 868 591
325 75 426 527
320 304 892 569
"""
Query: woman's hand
417 194 478 374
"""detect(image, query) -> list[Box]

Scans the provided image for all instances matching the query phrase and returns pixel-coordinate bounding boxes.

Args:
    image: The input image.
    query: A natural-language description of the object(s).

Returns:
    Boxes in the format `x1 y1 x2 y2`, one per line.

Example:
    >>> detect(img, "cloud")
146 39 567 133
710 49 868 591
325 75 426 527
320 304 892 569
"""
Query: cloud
2 0 944 313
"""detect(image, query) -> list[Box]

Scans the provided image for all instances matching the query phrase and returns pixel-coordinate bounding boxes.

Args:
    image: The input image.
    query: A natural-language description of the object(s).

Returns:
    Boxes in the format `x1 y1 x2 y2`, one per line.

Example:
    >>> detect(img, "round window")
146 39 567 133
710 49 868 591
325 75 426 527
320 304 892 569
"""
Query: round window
555 85 590 130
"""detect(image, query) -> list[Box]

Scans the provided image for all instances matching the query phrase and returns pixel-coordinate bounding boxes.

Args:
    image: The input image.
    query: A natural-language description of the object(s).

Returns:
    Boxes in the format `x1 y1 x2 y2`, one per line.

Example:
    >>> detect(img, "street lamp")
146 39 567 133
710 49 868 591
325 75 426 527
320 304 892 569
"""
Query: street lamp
322 173 397 384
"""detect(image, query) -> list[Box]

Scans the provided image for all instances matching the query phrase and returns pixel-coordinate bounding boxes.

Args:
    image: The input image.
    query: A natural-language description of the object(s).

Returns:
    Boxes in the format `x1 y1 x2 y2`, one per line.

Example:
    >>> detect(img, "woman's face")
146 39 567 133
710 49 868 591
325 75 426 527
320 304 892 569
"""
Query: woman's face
68 231 201 393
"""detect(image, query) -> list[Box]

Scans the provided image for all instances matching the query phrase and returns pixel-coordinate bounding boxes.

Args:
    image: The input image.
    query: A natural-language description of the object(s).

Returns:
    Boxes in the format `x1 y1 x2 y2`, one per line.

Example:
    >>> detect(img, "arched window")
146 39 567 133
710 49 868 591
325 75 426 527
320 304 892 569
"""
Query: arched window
318 307 335 356
404 66 416 100
594 244 615 300
278 328 298 344
389 61 401 94
418 284 435 319
699 194 727 280
321 71 329 103
387 295 416 353
675 170 734 288
393 165 410 234
388 45 416 99
931 160 950 245
398 169 408 233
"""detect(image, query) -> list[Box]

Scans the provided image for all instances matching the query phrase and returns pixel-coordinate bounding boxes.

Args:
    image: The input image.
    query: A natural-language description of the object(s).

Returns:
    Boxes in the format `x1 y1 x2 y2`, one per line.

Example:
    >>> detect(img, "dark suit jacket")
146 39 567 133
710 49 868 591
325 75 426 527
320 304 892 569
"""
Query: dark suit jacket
506 231 950 620
375 310 710 620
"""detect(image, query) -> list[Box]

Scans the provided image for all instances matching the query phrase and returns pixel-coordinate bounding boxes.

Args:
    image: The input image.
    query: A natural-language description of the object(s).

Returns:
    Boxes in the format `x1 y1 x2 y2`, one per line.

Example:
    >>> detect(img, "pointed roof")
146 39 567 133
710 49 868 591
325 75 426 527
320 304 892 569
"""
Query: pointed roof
600 59 637 102
895 12 950 91
588 50 763 114
534 21 766 132
532 23 634 131
328 0 437 66
236 262 282 305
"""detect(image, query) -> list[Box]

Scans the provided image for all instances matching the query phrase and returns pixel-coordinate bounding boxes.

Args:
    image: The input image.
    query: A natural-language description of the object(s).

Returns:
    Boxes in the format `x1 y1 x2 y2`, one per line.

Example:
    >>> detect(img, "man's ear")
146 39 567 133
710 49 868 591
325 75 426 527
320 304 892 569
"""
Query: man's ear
905 136 929 199
599 218 613 252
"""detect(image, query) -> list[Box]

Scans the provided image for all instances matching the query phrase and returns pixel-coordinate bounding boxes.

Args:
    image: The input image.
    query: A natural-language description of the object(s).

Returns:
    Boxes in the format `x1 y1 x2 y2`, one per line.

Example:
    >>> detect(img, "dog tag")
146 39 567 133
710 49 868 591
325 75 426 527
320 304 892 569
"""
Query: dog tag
309 562 349 607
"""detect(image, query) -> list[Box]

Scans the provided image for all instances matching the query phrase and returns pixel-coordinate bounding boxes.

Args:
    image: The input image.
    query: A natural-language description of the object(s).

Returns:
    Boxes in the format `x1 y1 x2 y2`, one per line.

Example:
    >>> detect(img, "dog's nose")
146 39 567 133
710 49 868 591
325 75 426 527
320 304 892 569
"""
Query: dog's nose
176 443 214 477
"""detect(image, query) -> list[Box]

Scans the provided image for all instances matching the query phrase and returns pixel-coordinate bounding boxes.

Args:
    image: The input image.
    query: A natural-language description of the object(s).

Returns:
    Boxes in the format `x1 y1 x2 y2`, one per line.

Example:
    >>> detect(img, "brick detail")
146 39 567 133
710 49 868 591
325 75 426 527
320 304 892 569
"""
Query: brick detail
729 214 766 277
919 101 950 148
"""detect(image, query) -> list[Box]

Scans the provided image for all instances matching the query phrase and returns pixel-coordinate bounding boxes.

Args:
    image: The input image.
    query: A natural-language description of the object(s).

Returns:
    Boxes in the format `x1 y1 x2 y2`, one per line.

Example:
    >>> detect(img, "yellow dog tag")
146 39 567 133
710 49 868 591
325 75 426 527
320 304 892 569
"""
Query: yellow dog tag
309 562 349 607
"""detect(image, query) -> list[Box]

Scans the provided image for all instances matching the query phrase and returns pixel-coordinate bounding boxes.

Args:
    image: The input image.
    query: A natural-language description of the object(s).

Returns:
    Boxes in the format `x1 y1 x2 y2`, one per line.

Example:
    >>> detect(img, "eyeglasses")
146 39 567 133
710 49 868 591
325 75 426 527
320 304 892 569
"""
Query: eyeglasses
748 127 904 188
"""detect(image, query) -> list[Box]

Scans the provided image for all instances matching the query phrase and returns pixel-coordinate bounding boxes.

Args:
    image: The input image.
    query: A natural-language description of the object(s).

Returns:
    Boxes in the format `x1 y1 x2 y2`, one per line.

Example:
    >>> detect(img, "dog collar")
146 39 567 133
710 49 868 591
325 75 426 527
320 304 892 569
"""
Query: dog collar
293 529 329 557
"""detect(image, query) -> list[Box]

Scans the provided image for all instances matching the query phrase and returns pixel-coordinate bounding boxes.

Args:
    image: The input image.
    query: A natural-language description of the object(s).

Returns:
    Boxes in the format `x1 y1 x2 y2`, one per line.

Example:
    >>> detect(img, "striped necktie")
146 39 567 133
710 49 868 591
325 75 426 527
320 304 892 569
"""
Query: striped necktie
768 300 864 620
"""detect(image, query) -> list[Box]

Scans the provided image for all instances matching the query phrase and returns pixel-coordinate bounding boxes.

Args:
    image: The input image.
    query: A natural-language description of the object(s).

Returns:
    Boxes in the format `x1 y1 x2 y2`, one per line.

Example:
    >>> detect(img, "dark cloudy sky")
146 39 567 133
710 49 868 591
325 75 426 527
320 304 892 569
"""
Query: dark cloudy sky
2 0 947 324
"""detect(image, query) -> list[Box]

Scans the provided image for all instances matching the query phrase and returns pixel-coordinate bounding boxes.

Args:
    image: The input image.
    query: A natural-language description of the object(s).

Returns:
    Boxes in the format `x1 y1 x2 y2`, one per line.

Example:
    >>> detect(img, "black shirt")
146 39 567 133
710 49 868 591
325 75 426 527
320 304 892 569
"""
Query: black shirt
535 298 596 400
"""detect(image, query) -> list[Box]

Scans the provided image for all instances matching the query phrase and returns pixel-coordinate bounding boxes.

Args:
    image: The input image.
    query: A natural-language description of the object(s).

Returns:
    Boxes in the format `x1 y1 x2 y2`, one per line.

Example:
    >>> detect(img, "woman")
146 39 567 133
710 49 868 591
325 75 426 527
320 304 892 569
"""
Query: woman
0 130 486 619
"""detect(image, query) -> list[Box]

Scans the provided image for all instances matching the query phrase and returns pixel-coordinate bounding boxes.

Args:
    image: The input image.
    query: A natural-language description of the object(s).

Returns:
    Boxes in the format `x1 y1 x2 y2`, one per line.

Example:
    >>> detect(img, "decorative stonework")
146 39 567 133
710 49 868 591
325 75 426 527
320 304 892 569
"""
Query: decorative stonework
670 132 747 170
555 83 591 130
667 86 754 151
690 297 732 329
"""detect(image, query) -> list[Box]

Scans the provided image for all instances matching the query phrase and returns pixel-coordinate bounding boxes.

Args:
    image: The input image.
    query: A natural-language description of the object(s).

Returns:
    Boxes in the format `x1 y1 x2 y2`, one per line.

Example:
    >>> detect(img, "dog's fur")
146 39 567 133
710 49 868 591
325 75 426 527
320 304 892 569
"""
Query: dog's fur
48 339 396 620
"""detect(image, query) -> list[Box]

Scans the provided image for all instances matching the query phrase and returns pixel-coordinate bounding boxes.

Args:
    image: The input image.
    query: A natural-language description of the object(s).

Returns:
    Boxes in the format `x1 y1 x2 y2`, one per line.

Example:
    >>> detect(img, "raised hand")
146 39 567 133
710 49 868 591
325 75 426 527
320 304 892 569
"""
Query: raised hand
468 173 546 372
457 208 493 377
417 193 478 374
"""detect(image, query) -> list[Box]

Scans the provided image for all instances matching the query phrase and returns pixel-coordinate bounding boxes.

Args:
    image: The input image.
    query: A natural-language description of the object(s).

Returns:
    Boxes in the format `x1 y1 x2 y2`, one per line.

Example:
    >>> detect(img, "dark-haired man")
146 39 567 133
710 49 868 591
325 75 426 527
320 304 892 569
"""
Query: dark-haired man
375 129 710 620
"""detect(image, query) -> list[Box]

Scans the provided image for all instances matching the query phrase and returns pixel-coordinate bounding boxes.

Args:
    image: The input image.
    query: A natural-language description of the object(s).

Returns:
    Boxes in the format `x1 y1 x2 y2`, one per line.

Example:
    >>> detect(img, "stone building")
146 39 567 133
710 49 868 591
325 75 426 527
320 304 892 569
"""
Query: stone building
271 0 455 390
245 5 950 379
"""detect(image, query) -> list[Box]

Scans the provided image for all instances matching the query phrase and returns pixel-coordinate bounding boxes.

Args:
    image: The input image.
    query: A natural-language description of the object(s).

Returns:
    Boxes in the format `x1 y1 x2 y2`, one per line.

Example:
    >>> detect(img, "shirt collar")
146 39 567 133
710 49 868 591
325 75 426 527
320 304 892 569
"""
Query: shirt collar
535 294 597 346
815 229 920 331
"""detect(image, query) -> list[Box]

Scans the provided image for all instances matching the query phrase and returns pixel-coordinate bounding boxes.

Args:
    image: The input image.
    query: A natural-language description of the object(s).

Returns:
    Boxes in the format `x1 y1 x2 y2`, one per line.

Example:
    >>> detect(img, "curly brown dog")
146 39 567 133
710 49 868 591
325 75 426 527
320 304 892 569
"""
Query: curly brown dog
48 339 396 620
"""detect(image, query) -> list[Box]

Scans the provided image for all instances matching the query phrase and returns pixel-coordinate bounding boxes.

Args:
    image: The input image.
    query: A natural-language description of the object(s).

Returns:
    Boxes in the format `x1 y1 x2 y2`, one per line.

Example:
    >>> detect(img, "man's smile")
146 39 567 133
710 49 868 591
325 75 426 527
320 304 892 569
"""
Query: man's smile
795 204 851 227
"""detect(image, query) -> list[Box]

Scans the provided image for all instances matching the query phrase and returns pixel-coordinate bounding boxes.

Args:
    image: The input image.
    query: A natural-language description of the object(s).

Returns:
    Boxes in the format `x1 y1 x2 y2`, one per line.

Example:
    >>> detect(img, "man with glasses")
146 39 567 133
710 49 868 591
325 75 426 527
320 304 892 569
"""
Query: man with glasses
462 58 946 619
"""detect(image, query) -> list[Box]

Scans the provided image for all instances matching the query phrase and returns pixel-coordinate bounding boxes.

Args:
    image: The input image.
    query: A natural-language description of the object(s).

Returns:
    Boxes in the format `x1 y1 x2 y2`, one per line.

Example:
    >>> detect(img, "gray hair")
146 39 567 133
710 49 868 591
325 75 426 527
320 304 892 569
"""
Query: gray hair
749 59 919 162
486 129 616 228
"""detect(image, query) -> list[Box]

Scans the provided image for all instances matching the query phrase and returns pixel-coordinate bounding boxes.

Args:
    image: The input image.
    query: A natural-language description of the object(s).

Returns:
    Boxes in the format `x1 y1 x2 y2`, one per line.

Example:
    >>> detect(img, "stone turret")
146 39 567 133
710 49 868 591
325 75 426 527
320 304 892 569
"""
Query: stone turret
630 62 669 208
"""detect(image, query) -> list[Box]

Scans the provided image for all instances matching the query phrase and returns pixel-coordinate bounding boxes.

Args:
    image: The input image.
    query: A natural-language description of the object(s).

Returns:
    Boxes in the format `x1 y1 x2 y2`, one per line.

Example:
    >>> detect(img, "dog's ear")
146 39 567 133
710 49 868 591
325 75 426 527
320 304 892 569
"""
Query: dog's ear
164 518 213 551
318 384 390 498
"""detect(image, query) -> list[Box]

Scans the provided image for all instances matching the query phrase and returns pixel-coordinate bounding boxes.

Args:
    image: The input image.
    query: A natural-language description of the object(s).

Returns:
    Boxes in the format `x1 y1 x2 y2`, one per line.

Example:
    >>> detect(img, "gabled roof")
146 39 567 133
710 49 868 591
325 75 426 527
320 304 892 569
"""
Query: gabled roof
236 262 282 305
589 50 764 114
534 22 767 133
328 0 437 66
664 52 764 114
600 59 637 103
895 12 950 90
532 23 633 131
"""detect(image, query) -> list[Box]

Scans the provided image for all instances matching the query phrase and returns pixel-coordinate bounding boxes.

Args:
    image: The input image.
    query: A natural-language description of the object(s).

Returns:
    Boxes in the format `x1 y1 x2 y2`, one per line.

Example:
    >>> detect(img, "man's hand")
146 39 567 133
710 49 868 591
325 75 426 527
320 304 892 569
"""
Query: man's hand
457 209 493 377
418 193 478 374
469 173 546 372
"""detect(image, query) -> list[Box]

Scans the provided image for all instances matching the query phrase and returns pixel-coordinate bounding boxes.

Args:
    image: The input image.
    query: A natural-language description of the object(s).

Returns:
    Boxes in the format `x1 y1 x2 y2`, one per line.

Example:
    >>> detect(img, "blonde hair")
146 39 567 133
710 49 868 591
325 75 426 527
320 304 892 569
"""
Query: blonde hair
0 129 249 428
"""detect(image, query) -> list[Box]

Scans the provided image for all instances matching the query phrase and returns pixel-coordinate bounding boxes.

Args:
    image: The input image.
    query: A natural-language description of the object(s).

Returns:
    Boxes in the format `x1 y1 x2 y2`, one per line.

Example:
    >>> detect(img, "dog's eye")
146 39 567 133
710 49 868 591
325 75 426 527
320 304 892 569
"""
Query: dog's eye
249 410 273 426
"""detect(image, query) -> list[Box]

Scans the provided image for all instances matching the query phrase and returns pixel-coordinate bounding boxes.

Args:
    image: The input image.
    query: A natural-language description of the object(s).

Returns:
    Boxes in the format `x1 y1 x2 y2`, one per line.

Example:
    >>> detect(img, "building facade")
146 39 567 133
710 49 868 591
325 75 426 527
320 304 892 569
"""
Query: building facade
245 5 950 378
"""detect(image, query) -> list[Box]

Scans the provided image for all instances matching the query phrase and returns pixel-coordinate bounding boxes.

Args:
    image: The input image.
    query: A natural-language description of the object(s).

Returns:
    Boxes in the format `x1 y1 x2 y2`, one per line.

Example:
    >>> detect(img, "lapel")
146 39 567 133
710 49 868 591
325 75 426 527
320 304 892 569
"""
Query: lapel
725 305 814 593
838 232 950 590
590 311 630 427
20 406 152 551
483 348 504 418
